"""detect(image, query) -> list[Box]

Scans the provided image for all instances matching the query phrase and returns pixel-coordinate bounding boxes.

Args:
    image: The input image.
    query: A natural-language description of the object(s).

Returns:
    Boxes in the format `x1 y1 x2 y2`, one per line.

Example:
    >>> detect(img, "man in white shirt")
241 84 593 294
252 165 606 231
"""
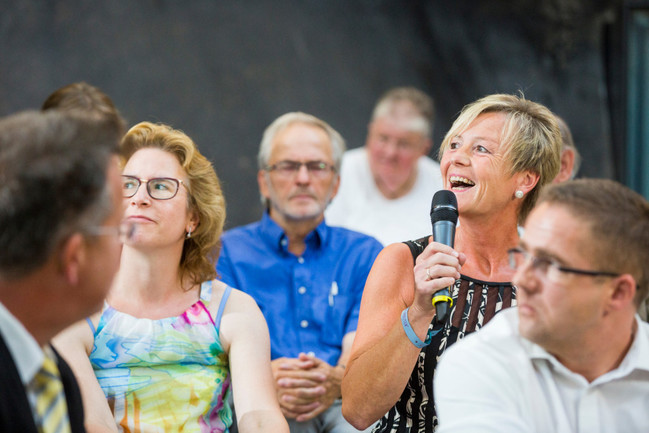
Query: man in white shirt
325 87 443 245
434 178 649 433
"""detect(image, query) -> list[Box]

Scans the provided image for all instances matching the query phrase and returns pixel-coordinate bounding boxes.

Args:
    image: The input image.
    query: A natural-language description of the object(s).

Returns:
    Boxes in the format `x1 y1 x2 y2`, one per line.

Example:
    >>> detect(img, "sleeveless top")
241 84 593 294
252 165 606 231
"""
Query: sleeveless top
88 281 233 433
374 237 516 433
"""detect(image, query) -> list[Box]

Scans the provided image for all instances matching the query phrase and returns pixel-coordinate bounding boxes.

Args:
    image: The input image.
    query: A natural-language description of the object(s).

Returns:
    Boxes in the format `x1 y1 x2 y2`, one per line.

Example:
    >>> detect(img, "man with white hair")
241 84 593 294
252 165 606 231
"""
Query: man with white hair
325 87 443 245
217 112 382 432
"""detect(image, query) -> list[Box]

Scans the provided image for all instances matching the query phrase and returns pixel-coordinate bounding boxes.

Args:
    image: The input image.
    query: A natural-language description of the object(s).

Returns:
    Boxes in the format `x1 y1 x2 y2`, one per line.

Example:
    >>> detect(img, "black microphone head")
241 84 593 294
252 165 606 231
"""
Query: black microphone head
430 190 458 225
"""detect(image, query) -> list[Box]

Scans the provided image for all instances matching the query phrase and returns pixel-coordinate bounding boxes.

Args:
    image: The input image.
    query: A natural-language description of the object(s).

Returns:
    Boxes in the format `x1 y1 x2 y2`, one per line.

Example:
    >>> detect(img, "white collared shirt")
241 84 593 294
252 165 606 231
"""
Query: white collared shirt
325 147 444 246
435 308 649 433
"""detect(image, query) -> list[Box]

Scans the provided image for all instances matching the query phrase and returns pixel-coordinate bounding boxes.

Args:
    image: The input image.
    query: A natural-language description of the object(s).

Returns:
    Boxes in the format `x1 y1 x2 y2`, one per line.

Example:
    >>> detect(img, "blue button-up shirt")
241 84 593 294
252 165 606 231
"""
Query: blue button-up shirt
216 213 383 366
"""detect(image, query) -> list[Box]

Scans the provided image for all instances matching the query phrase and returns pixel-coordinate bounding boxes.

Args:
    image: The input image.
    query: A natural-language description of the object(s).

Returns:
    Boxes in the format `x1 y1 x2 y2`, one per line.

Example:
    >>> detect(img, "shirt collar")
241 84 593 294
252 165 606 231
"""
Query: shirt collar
0 301 44 385
260 211 328 253
621 315 649 372
524 338 554 362
524 315 649 376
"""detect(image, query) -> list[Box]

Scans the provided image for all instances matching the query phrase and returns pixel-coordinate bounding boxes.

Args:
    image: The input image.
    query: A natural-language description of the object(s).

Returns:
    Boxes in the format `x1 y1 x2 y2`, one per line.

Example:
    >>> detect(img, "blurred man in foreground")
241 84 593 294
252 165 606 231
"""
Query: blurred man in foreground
0 110 124 432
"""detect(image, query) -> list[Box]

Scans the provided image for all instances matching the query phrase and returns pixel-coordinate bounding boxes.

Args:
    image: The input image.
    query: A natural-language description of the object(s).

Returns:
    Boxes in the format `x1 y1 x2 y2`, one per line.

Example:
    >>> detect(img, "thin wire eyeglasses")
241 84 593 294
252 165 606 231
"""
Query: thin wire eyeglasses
85 221 137 243
507 247 620 282
121 175 185 200
264 160 336 178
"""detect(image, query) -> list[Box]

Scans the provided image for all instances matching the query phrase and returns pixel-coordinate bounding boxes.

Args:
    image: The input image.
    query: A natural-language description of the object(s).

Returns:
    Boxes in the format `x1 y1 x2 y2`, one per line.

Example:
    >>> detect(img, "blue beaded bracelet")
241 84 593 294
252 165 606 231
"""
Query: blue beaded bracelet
401 307 432 348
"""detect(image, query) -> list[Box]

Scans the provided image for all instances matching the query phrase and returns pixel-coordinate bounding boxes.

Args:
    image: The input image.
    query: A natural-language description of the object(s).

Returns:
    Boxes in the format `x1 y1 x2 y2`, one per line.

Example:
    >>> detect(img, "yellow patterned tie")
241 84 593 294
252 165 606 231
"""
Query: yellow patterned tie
31 348 72 433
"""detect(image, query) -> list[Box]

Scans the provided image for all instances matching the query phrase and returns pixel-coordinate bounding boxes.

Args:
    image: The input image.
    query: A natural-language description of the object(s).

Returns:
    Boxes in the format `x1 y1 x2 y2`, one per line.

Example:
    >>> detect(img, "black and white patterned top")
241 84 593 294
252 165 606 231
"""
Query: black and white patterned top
373 237 517 433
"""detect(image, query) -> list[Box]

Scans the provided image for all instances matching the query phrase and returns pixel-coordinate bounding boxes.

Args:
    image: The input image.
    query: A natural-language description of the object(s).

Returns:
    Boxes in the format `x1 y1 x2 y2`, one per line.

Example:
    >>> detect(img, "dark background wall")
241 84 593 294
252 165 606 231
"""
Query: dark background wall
0 0 625 229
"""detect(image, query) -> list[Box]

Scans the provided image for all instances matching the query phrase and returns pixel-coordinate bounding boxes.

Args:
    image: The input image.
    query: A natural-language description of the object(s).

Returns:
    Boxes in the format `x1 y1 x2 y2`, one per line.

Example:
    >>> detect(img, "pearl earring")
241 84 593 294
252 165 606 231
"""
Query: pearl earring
186 229 192 239
515 190 524 199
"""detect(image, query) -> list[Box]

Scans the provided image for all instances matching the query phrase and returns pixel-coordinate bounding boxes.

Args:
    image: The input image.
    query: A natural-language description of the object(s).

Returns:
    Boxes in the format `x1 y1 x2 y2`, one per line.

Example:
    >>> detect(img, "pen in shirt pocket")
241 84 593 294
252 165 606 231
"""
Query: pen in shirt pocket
328 281 338 307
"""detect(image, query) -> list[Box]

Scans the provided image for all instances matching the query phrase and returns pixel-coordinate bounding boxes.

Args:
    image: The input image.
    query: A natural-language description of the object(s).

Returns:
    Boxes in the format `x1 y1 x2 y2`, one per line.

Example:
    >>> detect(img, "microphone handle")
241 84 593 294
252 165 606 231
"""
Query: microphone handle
431 220 456 323
432 288 452 323
432 220 455 248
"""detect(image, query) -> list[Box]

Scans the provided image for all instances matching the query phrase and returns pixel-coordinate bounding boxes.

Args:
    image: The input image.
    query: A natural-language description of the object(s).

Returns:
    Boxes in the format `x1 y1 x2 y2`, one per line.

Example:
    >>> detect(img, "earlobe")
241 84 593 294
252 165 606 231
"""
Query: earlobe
330 174 341 200
518 171 540 195
258 170 270 200
554 149 575 183
421 138 433 156
59 233 85 286
608 274 637 310
189 210 200 229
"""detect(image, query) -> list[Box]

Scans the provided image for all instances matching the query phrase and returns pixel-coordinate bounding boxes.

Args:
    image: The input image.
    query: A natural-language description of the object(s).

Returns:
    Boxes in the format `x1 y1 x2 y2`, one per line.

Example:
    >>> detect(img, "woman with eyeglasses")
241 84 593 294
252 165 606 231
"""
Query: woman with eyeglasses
54 122 288 433
341 94 562 432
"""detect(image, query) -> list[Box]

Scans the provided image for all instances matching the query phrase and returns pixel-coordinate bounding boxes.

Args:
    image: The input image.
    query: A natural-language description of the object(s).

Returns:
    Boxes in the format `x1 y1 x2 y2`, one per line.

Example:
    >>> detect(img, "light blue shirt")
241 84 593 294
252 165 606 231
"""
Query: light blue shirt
217 212 382 366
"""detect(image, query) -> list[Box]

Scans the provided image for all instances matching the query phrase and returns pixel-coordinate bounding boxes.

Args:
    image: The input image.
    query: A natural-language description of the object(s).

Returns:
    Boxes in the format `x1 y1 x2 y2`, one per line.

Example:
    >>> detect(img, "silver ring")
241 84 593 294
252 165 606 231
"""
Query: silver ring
426 267 432 280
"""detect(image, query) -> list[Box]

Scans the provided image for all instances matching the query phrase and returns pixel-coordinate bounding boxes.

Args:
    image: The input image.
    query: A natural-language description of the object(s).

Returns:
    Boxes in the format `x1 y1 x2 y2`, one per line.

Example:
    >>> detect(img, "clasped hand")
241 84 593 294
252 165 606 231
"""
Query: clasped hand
272 353 342 422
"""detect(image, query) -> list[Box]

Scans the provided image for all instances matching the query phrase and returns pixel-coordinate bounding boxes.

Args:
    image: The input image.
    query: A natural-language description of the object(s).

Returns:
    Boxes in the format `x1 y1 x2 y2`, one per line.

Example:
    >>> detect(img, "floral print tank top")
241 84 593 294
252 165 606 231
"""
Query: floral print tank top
89 281 232 433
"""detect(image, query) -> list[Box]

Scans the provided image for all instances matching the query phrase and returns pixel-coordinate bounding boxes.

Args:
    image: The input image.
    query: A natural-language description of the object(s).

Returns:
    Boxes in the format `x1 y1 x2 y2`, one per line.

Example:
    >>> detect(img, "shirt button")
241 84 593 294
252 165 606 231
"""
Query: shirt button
281 239 288 246
300 320 309 328
298 257 305 264
298 286 306 294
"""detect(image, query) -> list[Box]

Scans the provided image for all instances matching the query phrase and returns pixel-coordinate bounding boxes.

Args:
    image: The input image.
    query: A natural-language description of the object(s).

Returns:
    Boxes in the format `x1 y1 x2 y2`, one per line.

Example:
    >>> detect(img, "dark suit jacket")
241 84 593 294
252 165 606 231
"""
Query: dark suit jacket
0 332 86 432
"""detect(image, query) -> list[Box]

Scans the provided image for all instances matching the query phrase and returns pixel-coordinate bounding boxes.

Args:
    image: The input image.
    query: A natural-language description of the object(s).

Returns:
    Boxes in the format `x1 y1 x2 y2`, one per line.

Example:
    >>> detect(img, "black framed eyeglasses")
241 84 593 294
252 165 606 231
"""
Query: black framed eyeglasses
507 247 620 283
121 175 184 200
264 160 336 178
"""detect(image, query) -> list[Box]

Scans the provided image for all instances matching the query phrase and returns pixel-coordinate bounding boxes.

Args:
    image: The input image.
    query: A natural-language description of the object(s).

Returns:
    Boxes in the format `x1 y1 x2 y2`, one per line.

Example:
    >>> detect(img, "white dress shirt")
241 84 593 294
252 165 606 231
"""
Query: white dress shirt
325 147 444 246
435 308 649 433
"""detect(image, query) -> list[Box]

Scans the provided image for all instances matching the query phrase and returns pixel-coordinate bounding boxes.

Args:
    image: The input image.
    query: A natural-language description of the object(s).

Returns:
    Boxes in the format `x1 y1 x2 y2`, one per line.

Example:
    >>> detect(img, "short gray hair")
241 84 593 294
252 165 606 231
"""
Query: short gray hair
554 114 582 179
257 112 346 173
371 87 435 138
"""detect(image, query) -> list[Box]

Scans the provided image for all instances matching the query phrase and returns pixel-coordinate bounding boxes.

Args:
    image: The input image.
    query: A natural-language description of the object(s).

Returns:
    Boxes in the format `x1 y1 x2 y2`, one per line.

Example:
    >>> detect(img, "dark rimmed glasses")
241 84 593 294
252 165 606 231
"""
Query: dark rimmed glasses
265 160 336 179
121 175 184 200
507 247 620 283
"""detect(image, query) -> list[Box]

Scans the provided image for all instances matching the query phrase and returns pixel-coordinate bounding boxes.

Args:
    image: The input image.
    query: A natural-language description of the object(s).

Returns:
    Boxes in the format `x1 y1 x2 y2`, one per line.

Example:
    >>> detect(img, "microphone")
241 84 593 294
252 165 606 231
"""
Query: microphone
430 190 458 324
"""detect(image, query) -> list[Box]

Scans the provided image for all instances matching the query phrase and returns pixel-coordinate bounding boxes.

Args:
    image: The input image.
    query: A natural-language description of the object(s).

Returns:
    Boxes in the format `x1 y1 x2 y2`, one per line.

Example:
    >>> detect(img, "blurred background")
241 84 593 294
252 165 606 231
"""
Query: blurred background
1 0 647 229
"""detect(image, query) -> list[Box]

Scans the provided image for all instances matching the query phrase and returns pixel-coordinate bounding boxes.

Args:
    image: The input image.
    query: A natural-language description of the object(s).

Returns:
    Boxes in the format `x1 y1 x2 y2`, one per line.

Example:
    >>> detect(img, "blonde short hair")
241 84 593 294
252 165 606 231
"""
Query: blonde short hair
438 93 561 224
